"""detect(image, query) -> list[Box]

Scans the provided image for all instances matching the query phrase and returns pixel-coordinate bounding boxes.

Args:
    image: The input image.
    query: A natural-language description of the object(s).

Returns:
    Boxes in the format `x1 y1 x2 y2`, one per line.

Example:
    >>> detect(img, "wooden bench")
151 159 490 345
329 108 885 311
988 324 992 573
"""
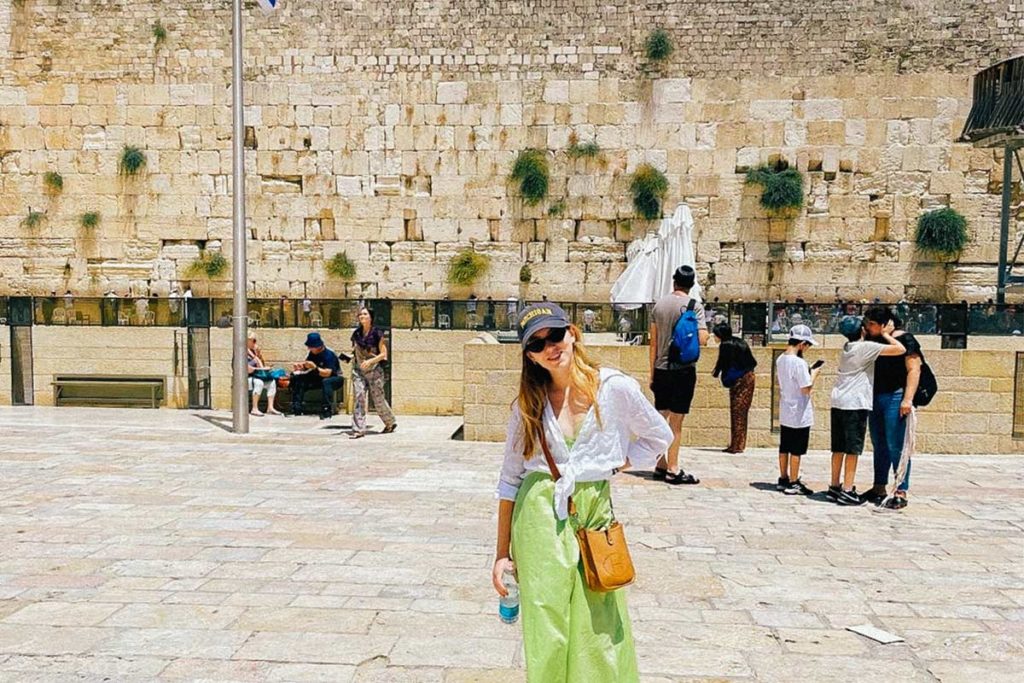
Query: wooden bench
52 375 165 409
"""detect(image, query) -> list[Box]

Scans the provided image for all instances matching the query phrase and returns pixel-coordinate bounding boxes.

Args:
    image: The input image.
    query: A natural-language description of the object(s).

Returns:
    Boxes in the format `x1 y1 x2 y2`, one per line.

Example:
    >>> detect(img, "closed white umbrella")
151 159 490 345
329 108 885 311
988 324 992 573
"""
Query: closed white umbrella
610 203 701 308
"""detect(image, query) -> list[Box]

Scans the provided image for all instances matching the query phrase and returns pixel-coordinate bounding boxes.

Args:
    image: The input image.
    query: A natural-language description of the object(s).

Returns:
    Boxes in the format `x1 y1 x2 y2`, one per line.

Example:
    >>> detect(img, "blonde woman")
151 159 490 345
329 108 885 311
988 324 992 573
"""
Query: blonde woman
492 303 672 682
247 333 282 416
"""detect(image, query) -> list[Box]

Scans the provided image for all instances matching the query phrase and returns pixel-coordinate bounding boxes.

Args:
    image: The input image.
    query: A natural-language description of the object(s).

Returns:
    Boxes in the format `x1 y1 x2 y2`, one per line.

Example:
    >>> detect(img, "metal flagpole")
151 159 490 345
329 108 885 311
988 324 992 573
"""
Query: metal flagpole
231 0 249 434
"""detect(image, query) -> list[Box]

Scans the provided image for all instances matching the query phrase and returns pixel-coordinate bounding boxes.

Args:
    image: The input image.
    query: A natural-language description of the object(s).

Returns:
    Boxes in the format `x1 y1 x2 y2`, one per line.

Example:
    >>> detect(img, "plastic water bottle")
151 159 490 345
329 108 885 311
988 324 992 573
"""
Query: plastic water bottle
498 569 520 624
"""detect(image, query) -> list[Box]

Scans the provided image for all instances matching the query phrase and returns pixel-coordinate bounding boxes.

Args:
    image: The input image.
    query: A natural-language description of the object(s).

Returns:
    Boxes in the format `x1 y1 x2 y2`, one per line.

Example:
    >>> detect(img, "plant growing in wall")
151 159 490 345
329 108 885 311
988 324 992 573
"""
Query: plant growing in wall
447 249 490 287
630 164 669 220
745 163 804 216
644 29 674 62
519 263 533 284
509 149 549 206
547 199 567 218
186 251 228 279
915 207 968 256
566 133 601 160
21 209 45 230
326 251 357 280
118 145 147 177
152 21 167 47
43 171 63 194
79 211 100 229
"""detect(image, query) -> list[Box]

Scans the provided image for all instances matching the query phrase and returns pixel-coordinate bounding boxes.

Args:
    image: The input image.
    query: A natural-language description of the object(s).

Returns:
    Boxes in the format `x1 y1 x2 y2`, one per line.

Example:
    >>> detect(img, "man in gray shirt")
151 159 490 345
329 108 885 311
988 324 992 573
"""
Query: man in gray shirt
648 265 708 485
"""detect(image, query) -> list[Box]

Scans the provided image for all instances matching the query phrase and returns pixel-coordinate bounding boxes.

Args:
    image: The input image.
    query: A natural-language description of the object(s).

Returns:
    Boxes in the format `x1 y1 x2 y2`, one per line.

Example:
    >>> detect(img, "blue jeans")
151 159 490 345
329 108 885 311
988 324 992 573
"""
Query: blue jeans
869 390 910 492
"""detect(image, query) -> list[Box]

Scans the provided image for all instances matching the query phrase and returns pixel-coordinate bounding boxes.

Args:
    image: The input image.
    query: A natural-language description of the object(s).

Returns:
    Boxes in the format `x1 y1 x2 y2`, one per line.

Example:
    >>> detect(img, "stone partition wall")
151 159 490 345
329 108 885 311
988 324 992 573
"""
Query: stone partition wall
463 342 1023 455
25 326 187 407
0 324 12 402
389 329 483 415
0 2 1022 302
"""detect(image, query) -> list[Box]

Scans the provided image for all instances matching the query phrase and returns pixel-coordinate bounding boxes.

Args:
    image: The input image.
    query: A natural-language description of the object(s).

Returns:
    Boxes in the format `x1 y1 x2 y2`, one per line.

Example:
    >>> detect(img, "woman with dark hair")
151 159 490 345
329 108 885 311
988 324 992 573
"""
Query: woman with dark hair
492 302 672 682
711 323 758 453
349 306 397 439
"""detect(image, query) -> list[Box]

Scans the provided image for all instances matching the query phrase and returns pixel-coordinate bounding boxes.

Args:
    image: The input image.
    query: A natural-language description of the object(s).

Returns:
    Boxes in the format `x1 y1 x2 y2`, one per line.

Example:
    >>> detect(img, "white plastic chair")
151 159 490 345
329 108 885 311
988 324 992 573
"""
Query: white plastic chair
52 307 66 325
438 313 451 330
310 311 323 327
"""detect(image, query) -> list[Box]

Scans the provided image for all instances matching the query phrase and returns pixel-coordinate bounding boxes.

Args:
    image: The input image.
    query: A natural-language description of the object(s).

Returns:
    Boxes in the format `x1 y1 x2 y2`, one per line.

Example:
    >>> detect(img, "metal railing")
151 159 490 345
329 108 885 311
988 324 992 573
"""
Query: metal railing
3 297 1023 341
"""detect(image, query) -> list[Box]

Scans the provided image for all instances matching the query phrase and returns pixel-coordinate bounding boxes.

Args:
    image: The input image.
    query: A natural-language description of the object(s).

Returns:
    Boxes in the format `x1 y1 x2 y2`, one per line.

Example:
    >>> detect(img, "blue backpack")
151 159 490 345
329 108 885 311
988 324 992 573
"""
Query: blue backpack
668 299 701 366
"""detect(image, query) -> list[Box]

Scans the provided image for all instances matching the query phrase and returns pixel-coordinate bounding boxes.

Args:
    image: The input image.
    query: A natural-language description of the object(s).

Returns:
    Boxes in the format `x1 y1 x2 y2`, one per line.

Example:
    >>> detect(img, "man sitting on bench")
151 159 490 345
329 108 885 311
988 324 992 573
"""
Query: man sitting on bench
290 332 348 419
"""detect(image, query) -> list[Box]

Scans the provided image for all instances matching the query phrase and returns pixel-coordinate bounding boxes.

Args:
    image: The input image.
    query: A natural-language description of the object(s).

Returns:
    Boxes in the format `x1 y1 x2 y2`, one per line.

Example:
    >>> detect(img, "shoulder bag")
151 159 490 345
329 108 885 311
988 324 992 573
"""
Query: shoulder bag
539 430 635 592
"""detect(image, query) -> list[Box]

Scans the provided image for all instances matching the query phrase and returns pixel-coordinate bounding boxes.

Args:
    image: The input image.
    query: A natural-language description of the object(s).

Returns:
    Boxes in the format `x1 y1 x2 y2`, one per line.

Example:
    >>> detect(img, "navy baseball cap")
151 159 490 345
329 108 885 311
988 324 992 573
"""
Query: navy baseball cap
304 332 324 347
517 303 570 348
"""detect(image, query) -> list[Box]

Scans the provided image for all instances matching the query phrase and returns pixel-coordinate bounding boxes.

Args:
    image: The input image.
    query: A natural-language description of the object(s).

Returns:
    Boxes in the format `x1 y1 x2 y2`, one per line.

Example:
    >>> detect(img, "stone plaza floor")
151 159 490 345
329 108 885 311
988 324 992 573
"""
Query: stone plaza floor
0 406 1022 682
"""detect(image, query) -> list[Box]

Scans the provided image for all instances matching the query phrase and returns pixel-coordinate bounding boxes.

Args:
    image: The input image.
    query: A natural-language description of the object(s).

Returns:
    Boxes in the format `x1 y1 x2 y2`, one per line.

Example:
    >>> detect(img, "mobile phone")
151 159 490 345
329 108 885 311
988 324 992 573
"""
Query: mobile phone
811 359 825 370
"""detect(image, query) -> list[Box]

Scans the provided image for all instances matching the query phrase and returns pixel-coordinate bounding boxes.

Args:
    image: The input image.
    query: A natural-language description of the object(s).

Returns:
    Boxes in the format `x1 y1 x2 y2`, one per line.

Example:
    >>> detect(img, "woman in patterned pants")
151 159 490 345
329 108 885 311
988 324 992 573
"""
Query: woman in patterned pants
712 323 758 453
350 306 397 438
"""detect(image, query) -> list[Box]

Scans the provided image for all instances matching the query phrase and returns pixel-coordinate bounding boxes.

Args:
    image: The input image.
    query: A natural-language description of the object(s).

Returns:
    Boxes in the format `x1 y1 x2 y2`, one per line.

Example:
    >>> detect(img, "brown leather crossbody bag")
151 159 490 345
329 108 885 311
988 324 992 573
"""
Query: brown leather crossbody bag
539 431 635 592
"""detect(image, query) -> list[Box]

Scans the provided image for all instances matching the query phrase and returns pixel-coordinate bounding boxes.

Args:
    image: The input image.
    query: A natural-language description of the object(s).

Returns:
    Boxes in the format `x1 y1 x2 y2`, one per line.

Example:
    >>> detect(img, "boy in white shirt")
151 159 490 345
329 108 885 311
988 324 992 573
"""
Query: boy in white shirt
775 324 822 495
828 316 905 505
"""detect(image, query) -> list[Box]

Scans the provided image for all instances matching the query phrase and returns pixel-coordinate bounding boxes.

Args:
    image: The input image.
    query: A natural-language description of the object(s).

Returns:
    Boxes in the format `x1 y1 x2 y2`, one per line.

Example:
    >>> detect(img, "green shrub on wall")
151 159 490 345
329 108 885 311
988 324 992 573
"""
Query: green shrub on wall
79 211 100 229
326 251 357 280
644 29 674 62
118 145 147 177
43 171 64 193
915 207 968 256
152 21 167 47
745 164 804 216
448 250 490 286
630 164 669 220
510 149 549 206
187 252 228 279
21 209 45 230
566 139 600 160
519 263 533 284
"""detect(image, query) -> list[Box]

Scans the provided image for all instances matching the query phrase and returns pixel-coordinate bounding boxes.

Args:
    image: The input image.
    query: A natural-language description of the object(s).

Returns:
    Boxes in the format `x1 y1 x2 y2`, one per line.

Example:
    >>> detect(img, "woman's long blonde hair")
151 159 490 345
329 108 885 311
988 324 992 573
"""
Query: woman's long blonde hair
516 324 601 459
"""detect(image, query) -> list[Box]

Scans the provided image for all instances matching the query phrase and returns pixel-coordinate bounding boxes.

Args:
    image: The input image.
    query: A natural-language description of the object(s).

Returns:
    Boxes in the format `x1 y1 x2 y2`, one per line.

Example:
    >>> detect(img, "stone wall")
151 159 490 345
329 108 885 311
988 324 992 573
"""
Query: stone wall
26 326 188 407
0 324 12 402
463 342 1024 455
0 2 1022 302
389 329 483 415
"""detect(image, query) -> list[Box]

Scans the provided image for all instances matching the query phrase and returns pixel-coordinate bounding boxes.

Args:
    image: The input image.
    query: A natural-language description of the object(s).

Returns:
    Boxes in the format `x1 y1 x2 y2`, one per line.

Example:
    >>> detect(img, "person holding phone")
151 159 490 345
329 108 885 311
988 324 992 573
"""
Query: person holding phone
827 316 905 505
775 324 822 495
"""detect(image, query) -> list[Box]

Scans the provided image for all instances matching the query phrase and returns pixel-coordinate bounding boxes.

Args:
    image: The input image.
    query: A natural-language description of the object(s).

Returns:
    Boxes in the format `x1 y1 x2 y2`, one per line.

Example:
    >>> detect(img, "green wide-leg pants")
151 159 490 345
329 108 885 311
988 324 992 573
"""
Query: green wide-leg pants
511 471 639 683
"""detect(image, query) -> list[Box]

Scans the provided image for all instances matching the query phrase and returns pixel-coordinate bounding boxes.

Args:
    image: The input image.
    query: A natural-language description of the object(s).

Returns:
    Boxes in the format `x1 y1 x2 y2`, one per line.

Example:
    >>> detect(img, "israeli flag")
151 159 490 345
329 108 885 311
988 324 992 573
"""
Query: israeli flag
256 0 279 12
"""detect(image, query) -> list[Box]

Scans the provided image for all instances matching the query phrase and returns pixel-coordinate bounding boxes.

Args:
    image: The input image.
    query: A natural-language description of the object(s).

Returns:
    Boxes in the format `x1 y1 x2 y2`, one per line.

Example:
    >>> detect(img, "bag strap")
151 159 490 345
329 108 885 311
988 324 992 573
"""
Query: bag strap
538 427 561 481
686 298 696 312
538 427 577 518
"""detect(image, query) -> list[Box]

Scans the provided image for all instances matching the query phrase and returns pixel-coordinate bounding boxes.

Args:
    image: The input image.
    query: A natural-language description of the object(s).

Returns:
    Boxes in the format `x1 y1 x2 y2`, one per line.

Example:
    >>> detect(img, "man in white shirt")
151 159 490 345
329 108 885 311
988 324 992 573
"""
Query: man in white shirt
775 324 821 495
828 316 905 505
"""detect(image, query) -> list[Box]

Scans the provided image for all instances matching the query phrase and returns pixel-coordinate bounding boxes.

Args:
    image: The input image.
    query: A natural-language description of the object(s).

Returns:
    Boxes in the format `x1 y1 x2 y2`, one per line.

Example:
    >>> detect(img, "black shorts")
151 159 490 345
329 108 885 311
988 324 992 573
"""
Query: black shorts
652 366 697 415
830 408 870 455
779 425 810 456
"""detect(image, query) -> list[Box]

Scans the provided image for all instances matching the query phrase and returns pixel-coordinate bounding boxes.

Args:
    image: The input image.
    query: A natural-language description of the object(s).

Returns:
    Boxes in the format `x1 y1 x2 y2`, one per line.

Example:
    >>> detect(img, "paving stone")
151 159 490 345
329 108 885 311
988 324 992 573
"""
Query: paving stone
0 407 1022 680
2 601 122 627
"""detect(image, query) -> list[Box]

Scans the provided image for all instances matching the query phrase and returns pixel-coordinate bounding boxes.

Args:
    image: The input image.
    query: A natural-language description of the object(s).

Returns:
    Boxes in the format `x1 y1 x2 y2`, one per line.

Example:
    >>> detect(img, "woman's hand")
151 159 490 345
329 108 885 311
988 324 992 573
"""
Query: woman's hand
360 360 374 373
492 557 515 596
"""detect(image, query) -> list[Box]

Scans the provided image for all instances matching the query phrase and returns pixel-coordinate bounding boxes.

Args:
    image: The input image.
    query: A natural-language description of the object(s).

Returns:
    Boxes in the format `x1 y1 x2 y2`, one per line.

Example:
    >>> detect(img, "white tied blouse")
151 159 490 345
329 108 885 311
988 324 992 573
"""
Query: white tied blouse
496 367 674 520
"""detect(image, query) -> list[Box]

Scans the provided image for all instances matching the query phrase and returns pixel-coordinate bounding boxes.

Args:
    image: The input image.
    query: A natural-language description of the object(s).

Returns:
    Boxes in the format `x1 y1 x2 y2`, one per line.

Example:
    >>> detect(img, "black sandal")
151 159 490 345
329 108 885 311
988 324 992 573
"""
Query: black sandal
665 471 700 485
382 423 398 434
653 467 668 481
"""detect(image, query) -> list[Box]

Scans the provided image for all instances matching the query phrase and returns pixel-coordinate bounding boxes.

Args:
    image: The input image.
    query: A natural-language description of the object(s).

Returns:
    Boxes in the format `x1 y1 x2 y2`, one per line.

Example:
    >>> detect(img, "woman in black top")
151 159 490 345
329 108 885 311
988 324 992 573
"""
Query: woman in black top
711 323 758 453
350 307 397 438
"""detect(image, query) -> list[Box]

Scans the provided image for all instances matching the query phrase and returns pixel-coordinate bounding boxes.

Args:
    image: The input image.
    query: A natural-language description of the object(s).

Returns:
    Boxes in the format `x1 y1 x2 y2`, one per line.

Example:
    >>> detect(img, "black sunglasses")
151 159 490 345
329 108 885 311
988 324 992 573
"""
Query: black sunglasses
525 326 568 354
